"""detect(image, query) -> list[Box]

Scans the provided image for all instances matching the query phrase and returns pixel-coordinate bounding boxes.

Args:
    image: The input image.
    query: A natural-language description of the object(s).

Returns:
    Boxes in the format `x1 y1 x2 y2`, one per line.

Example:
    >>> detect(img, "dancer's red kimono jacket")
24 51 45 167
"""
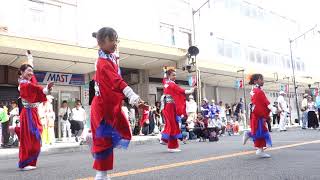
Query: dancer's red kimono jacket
161 79 186 149
248 85 272 148
16 76 46 168
91 50 131 171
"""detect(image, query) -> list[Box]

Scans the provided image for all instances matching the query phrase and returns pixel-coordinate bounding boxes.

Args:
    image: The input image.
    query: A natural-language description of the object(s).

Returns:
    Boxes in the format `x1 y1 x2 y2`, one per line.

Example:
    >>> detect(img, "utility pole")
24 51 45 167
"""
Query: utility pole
191 0 210 110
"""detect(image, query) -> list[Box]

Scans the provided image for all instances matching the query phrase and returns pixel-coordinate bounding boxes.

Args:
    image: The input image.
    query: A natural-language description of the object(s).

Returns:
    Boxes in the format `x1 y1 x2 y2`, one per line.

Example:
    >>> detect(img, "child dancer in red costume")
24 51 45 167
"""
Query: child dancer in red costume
90 27 147 180
161 68 196 152
243 74 272 158
10 51 53 170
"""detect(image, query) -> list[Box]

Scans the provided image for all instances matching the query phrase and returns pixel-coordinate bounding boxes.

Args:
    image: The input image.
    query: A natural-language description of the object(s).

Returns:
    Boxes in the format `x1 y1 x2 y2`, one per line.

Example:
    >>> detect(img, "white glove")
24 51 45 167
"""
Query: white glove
267 104 273 111
123 86 140 106
43 84 52 95
185 88 194 94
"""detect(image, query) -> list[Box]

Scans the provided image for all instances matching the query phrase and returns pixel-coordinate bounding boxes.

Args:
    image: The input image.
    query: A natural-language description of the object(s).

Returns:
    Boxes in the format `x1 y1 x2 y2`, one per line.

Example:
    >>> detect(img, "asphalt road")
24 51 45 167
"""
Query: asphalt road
1 128 320 180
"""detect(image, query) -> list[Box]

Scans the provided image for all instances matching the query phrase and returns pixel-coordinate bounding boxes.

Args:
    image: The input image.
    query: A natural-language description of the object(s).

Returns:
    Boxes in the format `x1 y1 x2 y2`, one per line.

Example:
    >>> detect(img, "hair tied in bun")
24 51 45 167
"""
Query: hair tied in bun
92 32 97 38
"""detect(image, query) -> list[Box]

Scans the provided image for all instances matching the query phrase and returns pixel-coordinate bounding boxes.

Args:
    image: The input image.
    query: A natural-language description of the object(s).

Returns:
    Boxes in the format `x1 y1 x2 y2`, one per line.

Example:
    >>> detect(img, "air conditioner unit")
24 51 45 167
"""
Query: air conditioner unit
123 73 139 85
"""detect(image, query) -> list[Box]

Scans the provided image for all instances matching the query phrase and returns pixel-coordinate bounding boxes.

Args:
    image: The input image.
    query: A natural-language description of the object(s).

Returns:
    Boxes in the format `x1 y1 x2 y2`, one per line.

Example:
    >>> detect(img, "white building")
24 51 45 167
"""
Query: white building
0 0 316 124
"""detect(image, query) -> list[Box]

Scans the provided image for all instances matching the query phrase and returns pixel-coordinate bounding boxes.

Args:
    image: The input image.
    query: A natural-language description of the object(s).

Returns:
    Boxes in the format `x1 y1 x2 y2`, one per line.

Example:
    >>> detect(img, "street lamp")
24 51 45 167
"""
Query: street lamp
289 24 318 122
191 0 211 110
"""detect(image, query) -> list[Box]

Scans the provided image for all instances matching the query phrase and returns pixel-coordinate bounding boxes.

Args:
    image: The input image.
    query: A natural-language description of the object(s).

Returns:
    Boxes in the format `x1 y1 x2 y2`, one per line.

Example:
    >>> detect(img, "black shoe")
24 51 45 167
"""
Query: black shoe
75 137 78 142
79 140 84 145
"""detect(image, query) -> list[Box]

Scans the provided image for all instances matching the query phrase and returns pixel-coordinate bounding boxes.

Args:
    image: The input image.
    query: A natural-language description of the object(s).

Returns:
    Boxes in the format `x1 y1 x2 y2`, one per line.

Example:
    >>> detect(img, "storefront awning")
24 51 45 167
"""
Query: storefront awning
0 34 187 74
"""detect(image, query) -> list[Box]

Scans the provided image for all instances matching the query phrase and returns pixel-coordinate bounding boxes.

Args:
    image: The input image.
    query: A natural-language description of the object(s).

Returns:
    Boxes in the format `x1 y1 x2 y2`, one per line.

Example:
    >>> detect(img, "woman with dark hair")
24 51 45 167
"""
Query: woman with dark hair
161 68 196 152
243 74 272 158
9 51 53 170
90 27 147 180
306 96 319 129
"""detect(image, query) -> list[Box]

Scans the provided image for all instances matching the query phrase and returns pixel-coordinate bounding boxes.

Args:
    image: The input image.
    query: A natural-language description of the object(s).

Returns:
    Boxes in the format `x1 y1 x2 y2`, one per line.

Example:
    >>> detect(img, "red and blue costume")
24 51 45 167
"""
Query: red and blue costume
248 85 272 148
161 79 186 149
15 76 46 168
90 50 131 171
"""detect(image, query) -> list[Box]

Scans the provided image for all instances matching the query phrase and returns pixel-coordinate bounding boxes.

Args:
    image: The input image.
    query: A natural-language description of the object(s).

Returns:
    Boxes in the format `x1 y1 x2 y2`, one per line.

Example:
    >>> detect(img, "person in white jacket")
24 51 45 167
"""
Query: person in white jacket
277 91 289 131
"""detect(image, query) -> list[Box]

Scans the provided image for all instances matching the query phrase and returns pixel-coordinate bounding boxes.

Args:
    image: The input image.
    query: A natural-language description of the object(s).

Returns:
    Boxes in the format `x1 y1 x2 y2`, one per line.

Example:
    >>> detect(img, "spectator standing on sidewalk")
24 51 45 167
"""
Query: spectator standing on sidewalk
271 102 279 127
225 103 232 122
59 100 72 142
277 91 289 132
0 104 10 148
71 100 86 143
235 98 246 125
9 101 19 146
38 102 47 144
306 96 319 129
154 102 162 132
301 94 308 129
46 96 56 145
128 105 137 131
218 101 226 123
315 94 320 122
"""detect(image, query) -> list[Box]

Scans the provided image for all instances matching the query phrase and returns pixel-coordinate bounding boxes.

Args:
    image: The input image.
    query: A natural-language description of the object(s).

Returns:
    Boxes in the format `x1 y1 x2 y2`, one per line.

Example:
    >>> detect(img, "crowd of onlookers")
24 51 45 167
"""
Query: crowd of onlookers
2 90 320 148
122 95 245 143
0 98 87 148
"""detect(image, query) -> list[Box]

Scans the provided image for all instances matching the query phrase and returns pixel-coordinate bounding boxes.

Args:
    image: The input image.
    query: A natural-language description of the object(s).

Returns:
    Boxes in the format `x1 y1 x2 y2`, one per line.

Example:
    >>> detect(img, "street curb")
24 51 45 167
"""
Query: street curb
0 136 160 160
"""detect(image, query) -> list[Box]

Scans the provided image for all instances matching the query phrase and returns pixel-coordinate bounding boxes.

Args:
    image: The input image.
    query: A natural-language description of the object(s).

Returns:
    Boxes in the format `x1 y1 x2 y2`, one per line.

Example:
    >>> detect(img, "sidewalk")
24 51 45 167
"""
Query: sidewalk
0 135 160 159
